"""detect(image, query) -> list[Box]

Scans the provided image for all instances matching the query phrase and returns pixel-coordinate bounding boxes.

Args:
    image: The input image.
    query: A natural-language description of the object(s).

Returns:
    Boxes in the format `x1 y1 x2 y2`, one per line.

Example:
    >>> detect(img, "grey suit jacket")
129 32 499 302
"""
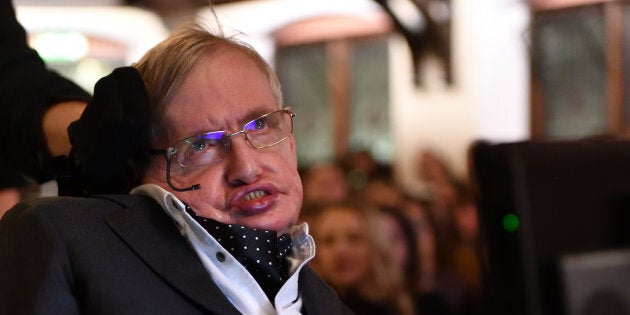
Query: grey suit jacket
0 195 352 315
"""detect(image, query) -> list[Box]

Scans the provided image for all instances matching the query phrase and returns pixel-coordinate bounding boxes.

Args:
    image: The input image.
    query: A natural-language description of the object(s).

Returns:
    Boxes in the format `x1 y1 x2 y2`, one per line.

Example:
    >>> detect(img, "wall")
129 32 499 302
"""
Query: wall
390 0 531 195
206 0 532 194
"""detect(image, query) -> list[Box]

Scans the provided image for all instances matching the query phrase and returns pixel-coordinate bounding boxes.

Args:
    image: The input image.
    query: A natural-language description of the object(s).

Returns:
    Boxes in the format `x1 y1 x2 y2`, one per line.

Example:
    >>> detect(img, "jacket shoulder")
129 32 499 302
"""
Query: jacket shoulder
1 194 157 223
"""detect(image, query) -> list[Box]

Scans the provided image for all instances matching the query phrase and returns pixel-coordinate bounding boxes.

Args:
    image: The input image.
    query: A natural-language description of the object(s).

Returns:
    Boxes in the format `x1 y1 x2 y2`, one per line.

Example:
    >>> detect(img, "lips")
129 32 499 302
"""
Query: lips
228 185 278 214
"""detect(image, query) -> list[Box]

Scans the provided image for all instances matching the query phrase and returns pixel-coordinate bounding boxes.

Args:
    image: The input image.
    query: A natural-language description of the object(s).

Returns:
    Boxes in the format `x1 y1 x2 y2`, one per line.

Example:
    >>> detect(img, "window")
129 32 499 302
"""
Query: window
275 16 392 167
530 0 629 139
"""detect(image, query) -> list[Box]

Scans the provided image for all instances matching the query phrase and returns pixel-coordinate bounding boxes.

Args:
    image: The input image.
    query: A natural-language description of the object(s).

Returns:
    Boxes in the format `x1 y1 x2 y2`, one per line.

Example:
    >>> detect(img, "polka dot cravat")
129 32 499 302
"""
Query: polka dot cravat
186 207 293 302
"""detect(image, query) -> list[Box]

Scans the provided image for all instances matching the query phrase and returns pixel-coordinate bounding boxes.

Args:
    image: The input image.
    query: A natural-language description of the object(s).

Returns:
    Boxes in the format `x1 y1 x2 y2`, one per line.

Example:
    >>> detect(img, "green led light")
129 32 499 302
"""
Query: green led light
502 213 520 232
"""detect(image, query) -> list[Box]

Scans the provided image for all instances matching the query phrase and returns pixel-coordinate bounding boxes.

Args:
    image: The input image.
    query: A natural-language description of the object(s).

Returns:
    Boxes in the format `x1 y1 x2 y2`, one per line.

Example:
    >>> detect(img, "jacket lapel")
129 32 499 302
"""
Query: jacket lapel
102 195 240 315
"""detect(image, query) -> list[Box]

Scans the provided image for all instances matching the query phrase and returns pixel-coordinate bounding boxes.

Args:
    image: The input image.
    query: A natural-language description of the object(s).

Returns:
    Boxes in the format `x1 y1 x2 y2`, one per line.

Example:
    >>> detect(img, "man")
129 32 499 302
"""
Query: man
0 24 352 315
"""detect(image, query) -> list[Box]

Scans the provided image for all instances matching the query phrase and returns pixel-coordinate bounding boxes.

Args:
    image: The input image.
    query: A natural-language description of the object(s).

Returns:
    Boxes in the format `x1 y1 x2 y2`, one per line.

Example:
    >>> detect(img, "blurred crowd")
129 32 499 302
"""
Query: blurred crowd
299 149 482 315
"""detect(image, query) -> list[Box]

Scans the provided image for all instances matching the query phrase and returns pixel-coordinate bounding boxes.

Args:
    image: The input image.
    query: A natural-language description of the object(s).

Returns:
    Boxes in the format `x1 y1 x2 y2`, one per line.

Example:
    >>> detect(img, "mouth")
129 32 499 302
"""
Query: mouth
228 186 278 214
242 190 269 202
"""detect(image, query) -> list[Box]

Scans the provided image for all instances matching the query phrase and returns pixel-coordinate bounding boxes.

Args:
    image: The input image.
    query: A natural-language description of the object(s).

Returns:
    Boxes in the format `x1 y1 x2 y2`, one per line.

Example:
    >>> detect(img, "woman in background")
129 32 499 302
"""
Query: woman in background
305 200 414 315
377 204 452 315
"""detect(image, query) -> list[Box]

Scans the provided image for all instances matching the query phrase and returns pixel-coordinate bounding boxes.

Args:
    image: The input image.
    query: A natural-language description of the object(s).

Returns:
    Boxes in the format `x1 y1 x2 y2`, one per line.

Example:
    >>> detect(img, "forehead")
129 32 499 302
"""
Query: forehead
162 48 279 141
318 207 366 228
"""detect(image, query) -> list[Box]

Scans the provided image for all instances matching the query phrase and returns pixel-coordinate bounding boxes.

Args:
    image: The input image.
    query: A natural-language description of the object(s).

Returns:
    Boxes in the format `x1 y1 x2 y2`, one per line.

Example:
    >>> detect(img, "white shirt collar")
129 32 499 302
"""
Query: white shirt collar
130 184 315 314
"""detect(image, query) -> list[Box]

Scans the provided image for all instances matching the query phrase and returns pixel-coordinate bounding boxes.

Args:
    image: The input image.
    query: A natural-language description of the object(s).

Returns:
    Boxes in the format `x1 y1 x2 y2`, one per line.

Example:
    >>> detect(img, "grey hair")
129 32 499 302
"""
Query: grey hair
132 23 283 144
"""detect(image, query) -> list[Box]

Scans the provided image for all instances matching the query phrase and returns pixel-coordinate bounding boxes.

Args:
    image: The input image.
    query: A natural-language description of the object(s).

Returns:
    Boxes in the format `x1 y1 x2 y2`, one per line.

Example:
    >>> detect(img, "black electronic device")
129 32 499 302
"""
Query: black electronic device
472 140 630 315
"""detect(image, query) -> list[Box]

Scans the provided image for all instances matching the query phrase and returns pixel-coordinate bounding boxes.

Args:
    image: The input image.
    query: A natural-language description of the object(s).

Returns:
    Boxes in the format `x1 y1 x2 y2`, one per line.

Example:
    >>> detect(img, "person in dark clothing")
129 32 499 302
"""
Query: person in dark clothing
0 21 353 314
0 0 91 214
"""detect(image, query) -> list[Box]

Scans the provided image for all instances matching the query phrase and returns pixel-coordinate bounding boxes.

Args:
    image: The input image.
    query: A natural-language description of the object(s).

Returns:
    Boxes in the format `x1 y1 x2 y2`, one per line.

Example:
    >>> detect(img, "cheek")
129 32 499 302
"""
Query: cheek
143 157 171 186
314 244 343 277
288 167 303 201
185 166 221 184
315 246 334 268
282 137 299 170
277 142 303 202
171 166 223 197
172 167 226 207
354 243 372 262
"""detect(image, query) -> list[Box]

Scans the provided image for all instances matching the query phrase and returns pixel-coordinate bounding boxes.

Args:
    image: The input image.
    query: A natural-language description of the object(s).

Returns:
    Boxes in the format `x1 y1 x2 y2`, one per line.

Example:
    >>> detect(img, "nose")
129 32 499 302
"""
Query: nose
224 134 261 186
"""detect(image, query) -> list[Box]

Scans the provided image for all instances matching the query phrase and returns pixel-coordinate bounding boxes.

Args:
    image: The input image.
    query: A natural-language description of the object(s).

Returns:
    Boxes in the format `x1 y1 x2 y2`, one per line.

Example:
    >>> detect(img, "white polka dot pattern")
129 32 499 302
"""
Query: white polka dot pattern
185 206 293 302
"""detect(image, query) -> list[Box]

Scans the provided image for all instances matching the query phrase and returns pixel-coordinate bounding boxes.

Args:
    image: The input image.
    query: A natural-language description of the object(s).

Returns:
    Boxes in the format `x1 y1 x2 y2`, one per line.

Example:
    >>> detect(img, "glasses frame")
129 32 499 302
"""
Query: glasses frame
159 109 295 192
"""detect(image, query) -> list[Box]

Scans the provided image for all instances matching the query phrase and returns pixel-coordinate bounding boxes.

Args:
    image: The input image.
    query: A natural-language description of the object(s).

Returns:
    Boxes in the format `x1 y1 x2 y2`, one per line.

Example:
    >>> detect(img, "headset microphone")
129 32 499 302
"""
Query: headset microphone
165 156 201 192
169 182 201 192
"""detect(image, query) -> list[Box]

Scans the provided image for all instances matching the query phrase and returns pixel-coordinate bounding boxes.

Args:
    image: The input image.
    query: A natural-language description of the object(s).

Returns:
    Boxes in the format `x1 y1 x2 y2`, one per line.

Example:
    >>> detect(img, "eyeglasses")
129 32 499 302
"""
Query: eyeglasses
159 109 295 191
167 109 295 167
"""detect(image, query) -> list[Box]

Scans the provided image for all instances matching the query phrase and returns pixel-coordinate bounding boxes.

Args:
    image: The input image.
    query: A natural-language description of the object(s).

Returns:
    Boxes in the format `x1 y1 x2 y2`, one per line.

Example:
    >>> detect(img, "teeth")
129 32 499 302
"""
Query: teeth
243 190 267 202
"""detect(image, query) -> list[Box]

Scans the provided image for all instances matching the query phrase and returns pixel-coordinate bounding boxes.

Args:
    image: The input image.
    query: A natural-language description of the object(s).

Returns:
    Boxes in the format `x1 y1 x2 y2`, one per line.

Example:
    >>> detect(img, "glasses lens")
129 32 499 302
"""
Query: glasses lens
245 110 293 148
175 131 227 166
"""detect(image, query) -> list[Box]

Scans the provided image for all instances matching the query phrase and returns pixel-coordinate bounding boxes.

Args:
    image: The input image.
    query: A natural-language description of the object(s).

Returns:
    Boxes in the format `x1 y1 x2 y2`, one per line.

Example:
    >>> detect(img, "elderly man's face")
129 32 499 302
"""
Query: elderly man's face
146 48 302 235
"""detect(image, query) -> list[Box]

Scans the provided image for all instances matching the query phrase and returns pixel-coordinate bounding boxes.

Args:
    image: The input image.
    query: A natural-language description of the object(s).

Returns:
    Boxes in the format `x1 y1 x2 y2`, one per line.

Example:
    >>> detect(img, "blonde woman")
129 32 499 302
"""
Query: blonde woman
307 200 415 315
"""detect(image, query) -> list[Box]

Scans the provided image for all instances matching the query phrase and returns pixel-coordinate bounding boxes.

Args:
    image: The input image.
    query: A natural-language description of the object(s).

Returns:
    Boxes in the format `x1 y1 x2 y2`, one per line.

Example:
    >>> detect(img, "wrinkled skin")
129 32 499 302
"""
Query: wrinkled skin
144 48 303 235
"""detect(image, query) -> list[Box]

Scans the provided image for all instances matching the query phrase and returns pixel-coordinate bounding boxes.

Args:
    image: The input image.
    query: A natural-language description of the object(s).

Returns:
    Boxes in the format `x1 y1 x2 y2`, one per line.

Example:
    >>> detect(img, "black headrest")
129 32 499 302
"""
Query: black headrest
67 67 153 195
